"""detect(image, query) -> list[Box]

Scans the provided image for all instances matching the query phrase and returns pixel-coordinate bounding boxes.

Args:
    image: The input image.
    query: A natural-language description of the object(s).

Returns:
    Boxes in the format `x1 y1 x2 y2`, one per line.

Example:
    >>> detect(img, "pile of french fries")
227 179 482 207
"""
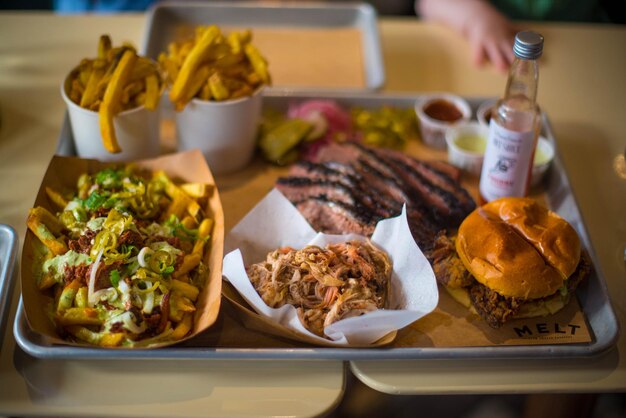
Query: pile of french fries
26 166 215 347
66 35 162 154
159 25 271 111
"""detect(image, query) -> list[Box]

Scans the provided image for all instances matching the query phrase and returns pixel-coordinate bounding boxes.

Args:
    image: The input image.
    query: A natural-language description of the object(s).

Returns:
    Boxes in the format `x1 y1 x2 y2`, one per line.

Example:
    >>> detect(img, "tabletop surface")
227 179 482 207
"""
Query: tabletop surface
0 10 625 416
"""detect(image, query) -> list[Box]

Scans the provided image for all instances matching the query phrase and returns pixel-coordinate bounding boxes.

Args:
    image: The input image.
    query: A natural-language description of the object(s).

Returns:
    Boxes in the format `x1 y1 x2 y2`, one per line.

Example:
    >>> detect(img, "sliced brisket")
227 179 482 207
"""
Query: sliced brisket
295 197 376 236
276 142 475 251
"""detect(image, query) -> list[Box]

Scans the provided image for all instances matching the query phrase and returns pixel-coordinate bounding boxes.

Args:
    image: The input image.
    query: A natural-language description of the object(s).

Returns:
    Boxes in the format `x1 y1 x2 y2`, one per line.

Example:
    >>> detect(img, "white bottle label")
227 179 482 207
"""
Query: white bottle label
479 120 536 201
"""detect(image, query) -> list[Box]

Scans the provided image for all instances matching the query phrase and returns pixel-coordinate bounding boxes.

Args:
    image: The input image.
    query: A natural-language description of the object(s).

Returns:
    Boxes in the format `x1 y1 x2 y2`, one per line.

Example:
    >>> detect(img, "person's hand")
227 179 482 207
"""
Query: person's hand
462 2 516 72
417 0 517 72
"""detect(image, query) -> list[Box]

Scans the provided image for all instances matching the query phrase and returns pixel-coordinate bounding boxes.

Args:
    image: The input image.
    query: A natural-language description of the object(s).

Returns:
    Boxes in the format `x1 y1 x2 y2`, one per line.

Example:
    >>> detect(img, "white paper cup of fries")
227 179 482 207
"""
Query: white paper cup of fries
174 87 263 175
62 71 161 162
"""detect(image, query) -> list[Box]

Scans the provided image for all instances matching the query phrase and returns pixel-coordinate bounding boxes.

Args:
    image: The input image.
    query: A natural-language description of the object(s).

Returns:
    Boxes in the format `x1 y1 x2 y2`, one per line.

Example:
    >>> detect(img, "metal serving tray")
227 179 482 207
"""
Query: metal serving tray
141 1 385 92
0 224 18 351
14 92 619 360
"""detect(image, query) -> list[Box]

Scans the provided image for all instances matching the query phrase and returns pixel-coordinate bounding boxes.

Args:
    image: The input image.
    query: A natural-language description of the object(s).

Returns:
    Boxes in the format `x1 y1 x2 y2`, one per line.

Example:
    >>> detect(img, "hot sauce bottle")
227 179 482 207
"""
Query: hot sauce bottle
479 31 544 203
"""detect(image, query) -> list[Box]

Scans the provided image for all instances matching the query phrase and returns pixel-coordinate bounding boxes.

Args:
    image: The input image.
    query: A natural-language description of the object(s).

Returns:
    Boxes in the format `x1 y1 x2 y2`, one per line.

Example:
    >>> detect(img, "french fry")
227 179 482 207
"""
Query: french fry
27 206 68 256
230 84 254 100
227 30 251 54
79 66 105 109
158 53 179 84
78 66 92 87
174 253 201 280
163 196 188 221
208 72 229 101
244 43 271 84
171 278 200 302
181 216 197 230
213 51 244 68
38 273 58 291
180 182 212 199
36 250 58 290
170 312 193 340
75 286 88 308
45 186 69 209
98 34 112 60
169 293 196 322
199 80 212 101
57 279 82 313
175 64 212 111
155 171 204 222
144 74 160 110
169 25 220 104
57 307 103 326
128 56 157 82
70 79 85 103
99 48 138 153
174 218 212 278
66 325 124 347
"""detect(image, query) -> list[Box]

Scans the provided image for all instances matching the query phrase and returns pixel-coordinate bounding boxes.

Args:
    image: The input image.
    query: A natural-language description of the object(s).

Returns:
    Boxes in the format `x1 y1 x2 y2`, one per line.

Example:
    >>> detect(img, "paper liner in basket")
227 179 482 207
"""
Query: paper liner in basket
222 189 439 347
20 150 224 348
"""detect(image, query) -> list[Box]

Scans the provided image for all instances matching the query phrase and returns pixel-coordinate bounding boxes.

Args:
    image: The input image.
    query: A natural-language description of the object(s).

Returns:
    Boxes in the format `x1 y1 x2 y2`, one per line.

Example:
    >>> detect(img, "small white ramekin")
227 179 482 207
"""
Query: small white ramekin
415 93 471 150
445 121 489 176
446 121 554 185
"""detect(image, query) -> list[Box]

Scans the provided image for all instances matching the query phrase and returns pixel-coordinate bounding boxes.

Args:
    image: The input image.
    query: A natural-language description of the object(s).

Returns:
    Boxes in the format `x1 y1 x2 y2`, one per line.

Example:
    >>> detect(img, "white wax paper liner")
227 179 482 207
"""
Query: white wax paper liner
222 188 439 346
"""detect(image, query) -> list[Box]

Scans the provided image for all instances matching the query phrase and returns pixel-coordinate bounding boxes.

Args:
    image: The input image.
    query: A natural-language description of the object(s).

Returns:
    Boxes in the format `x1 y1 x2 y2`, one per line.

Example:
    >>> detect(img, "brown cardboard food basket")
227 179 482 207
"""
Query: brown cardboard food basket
21 150 224 348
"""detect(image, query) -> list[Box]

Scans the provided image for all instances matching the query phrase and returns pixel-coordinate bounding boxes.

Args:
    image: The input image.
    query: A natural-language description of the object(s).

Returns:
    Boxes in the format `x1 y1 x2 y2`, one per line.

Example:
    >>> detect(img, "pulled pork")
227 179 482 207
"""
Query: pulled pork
246 240 391 338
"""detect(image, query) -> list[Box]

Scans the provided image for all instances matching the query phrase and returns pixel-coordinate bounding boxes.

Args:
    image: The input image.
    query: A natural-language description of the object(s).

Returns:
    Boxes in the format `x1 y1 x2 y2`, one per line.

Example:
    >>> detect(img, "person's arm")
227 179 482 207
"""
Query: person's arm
416 0 516 72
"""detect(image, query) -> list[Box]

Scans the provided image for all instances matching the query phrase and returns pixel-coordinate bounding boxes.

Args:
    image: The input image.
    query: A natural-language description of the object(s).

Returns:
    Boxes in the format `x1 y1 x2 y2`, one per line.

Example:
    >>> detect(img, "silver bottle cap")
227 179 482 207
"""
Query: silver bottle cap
513 31 544 60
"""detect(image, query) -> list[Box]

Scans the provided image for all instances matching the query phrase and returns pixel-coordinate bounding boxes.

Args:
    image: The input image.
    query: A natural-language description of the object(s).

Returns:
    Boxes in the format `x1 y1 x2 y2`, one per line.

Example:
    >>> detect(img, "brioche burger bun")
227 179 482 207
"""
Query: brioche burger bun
446 197 585 325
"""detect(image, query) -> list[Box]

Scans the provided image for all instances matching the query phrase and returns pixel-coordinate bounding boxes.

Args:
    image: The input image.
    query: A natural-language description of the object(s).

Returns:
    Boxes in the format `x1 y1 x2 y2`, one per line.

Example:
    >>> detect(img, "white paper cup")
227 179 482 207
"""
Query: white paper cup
415 93 471 150
61 73 160 162
174 88 263 175
445 121 489 176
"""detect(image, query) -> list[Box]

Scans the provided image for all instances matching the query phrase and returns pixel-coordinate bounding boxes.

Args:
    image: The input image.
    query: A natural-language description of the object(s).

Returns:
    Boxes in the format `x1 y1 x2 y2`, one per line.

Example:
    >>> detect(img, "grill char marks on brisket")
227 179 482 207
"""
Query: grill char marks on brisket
279 162 397 219
371 146 476 223
350 143 475 227
315 142 476 227
311 142 474 248
277 142 477 251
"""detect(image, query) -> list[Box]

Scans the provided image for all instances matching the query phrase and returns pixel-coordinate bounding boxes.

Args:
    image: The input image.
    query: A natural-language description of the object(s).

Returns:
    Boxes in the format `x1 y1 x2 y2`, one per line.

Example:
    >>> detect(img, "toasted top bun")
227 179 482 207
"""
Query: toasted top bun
456 198 580 299
483 198 581 279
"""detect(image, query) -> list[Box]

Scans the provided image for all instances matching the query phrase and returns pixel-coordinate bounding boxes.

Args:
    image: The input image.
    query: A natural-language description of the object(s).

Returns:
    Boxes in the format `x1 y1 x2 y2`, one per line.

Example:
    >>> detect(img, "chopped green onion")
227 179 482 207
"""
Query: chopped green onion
110 270 121 287
84 191 107 211
95 168 123 189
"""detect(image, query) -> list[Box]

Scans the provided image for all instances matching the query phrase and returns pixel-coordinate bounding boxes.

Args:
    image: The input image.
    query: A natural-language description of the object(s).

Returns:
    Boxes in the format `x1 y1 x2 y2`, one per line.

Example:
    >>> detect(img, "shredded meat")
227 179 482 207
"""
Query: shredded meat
63 264 90 286
92 260 122 291
428 232 473 288
469 282 522 328
68 229 96 254
246 240 392 338
467 253 592 328
147 235 182 250
118 229 144 248
567 251 591 293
